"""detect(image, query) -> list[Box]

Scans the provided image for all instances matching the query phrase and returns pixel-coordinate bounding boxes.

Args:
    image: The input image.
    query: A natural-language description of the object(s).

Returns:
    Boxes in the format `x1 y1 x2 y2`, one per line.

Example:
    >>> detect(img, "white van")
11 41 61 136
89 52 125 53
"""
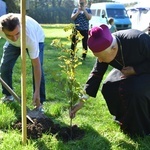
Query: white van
89 2 132 30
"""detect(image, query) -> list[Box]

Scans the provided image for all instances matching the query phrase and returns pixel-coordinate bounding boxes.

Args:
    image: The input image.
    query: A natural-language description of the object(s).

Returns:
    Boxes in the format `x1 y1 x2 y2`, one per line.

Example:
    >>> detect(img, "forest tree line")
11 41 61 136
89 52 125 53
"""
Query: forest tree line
2 0 136 23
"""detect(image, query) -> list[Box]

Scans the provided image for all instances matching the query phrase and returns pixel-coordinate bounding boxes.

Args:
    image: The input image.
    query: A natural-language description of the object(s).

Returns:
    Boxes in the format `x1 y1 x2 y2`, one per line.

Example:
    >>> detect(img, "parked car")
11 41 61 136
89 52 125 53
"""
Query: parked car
89 2 132 30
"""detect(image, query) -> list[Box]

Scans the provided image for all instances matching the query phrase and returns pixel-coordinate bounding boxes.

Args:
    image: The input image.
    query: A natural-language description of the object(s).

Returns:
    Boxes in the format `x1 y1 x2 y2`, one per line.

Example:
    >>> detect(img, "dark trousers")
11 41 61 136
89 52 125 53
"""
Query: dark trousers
101 68 150 136
0 42 46 104
71 29 88 58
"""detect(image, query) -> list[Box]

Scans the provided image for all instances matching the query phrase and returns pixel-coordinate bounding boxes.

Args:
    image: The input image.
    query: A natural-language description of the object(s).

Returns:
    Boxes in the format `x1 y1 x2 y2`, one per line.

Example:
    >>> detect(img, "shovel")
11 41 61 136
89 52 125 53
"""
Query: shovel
0 77 48 123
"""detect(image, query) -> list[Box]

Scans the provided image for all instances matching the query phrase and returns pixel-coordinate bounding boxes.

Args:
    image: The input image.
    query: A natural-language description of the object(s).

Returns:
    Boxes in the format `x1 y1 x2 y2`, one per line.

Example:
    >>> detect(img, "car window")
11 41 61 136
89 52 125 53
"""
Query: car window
107 9 128 18
91 9 96 15
97 9 101 16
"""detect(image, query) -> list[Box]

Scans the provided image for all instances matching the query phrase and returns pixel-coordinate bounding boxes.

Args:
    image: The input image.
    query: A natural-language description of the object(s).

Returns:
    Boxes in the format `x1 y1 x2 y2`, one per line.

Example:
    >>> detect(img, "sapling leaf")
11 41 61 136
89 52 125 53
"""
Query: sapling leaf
51 24 84 139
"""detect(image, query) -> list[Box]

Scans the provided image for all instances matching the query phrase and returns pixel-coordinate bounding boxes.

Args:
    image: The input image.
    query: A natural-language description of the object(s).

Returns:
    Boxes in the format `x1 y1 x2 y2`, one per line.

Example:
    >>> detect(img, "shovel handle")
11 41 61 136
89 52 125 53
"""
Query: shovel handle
0 77 21 103
0 78 33 121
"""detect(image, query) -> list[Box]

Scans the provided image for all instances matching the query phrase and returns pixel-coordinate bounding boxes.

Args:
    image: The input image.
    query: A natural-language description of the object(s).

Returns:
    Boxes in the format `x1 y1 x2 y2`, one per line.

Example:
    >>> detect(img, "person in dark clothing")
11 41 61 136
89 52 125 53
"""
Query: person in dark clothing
69 24 150 137
71 0 92 60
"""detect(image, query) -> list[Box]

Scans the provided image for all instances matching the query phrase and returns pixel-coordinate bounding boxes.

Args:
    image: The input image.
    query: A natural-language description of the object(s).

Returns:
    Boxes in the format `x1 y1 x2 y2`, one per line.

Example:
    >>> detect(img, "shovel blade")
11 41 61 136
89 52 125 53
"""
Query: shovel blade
27 109 48 119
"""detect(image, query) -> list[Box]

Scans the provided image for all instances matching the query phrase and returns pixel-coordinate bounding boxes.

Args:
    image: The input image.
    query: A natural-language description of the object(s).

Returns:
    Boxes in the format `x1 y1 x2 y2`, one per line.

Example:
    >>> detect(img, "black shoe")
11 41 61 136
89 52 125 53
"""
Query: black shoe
82 53 86 60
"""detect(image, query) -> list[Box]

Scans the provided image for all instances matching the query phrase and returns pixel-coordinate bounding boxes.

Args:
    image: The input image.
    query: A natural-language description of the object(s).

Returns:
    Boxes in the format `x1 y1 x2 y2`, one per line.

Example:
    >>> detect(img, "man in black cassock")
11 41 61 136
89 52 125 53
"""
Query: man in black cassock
69 24 150 137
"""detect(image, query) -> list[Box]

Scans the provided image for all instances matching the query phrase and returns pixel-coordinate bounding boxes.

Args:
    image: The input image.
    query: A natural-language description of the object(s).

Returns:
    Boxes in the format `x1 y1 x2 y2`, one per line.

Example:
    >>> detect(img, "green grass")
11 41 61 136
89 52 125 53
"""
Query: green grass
0 24 150 150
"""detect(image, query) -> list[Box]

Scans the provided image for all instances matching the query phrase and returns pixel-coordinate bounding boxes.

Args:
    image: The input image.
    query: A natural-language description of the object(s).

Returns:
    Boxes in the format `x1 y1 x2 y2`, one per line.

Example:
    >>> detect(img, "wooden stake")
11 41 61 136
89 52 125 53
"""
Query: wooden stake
20 0 27 144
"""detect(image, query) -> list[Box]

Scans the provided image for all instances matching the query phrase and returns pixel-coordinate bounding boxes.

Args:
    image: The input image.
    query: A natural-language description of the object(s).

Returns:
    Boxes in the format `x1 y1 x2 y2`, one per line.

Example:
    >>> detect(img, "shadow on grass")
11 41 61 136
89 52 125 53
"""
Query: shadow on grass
57 124 112 150
7 100 85 142
5 100 106 146
3 101 150 150
35 140 50 150
117 139 137 149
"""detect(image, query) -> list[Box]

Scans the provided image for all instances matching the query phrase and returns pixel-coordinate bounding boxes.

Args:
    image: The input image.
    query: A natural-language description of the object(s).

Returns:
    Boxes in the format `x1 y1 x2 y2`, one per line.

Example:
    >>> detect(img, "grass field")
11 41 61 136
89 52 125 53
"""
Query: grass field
0 24 150 150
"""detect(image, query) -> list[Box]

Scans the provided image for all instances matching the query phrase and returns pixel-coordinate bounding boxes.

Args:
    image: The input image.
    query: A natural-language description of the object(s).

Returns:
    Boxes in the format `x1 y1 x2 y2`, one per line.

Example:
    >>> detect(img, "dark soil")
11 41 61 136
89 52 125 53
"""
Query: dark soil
12 117 85 142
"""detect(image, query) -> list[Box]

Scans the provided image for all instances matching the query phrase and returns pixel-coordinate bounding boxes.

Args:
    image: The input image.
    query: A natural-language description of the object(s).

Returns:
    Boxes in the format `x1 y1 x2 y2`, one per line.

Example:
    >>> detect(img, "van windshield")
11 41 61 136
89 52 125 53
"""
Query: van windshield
107 9 128 18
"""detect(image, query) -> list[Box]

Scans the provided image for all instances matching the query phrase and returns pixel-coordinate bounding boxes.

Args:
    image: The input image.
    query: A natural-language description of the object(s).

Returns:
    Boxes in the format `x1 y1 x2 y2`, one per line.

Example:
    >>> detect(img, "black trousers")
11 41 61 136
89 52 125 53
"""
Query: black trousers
101 68 150 136
71 29 88 52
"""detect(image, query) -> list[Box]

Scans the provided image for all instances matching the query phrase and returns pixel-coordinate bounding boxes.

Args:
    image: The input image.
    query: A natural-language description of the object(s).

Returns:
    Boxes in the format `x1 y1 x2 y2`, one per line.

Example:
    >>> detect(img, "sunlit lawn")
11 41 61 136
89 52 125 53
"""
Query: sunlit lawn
0 24 150 150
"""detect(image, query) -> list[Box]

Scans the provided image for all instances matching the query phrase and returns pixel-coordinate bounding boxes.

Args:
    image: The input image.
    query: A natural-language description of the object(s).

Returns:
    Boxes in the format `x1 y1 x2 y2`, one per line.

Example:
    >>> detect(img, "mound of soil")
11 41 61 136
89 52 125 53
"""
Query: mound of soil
12 117 85 142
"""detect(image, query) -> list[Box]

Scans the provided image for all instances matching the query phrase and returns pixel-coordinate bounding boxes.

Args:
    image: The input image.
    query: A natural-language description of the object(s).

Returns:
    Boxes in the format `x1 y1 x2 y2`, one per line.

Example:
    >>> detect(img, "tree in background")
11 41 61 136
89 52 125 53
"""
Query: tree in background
1 0 120 24
4 0 19 13
27 0 75 23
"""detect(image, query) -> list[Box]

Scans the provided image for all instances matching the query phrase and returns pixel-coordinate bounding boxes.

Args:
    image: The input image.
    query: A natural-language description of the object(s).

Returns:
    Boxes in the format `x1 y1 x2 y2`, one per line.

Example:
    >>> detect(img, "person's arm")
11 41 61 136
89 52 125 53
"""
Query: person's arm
69 59 108 118
83 8 92 20
69 93 89 118
85 60 108 97
31 57 41 108
71 8 80 20
114 25 117 32
132 34 150 74
71 7 92 21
